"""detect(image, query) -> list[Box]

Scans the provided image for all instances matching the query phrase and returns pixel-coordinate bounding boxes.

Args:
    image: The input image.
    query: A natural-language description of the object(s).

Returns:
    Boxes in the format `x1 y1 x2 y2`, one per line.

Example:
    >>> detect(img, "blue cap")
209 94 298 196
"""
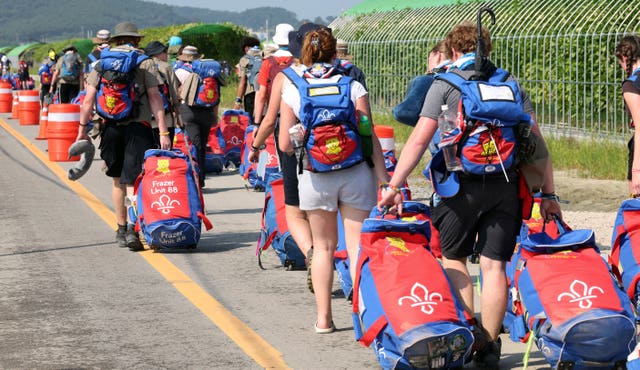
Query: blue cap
426 150 460 198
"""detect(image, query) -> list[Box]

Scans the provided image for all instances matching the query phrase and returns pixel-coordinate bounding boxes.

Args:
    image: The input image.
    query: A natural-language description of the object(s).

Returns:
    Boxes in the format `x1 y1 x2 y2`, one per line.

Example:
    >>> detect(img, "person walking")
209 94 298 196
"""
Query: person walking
278 28 389 333
335 39 368 90
49 45 83 103
615 35 640 197
253 23 294 126
75 21 171 252
38 49 56 105
249 23 329 293
234 36 261 118
85 29 111 74
378 21 562 368
145 40 181 145
174 45 225 188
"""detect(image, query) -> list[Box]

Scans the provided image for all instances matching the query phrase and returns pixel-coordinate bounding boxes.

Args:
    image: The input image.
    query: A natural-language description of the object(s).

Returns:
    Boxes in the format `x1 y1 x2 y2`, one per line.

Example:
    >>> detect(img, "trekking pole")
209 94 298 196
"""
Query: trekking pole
475 6 496 78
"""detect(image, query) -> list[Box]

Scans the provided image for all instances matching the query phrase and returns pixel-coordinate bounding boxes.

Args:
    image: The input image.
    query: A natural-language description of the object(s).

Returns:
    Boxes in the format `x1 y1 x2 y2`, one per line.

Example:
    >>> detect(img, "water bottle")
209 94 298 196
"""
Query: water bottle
438 105 463 172
359 115 373 158
288 123 307 170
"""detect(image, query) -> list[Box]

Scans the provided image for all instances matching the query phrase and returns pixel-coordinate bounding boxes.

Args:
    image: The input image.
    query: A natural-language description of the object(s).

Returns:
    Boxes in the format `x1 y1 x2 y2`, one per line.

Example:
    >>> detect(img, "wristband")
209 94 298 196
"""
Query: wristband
379 182 389 189
159 131 170 136
79 122 88 127
540 192 560 202
387 184 401 194
235 97 242 103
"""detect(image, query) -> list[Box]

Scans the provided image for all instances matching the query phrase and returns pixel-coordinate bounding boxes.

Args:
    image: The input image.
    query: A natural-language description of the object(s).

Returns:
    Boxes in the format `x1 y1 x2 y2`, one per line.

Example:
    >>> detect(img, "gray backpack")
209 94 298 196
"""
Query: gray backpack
61 52 80 82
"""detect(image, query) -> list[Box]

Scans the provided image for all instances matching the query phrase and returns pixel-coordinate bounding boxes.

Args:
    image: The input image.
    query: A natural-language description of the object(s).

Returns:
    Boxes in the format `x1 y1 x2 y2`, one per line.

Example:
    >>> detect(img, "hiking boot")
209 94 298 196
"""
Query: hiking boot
115 224 127 248
125 225 144 252
306 247 314 293
474 337 501 369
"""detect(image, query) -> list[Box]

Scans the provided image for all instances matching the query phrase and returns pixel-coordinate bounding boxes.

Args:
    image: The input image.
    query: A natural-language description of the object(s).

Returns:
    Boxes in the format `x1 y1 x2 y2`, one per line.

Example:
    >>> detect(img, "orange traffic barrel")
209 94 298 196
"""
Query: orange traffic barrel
19 90 40 125
47 104 80 162
10 91 19 119
0 81 12 113
36 104 49 140
374 125 395 153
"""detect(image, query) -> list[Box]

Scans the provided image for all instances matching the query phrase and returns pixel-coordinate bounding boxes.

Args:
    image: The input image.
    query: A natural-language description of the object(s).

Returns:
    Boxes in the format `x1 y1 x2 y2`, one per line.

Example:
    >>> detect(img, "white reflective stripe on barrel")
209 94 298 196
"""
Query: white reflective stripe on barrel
19 96 40 102
48 112 80 121
378 137 395 152
0 88 11 94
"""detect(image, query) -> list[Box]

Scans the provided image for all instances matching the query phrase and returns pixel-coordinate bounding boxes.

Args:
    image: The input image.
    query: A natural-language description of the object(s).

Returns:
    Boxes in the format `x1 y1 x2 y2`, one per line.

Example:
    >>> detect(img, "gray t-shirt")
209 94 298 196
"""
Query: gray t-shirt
420 68 534 120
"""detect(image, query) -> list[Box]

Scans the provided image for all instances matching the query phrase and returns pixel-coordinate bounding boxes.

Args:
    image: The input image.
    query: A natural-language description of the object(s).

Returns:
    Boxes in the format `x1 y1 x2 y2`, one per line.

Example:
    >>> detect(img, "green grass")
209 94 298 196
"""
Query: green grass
221 82 629 181
544 135 627 180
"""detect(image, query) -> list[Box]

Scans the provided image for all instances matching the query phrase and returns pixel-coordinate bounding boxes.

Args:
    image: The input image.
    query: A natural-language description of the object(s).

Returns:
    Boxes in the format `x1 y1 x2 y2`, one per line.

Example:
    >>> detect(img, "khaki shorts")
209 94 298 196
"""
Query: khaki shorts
298 162 377 212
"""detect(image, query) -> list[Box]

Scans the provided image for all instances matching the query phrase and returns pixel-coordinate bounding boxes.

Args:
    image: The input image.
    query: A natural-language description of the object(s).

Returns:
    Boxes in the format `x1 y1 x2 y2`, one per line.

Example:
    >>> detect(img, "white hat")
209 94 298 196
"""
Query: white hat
92 29 111 44
273 23 294 46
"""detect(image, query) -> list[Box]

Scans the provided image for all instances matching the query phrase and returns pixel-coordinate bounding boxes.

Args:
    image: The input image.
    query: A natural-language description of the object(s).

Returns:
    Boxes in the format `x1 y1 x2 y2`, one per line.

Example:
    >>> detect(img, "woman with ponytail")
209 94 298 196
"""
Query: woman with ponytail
279 28 389 334
616 35 640 195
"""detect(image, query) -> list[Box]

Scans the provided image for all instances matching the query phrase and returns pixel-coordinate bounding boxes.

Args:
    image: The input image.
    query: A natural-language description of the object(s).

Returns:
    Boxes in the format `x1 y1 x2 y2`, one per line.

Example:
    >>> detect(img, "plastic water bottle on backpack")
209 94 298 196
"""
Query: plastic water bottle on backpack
438 105 463 171
288 123 308 172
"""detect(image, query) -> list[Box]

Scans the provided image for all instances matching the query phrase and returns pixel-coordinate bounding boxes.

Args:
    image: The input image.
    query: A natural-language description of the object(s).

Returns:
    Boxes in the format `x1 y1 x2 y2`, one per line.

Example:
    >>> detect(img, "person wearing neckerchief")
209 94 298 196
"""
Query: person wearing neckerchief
378 21 561 368
278 28 389 334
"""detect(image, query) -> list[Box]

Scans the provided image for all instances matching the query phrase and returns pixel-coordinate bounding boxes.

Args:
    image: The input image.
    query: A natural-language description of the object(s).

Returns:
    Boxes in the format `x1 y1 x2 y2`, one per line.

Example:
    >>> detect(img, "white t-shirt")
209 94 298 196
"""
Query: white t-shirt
282 70 368 117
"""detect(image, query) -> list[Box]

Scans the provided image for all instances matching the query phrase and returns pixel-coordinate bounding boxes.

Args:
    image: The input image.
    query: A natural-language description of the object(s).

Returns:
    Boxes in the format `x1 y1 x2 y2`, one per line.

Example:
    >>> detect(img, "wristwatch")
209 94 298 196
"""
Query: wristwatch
251 143 266 152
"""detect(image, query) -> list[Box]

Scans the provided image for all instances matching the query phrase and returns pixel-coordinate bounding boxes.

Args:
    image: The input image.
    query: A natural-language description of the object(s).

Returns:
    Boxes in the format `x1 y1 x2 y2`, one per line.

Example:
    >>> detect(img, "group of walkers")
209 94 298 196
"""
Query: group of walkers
30 15 640 369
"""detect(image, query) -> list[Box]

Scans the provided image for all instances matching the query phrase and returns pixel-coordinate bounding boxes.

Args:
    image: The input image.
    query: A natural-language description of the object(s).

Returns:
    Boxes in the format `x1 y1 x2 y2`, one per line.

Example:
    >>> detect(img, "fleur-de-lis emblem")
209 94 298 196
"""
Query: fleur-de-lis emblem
557 279 604 309
318 109 336 122
151 194 180 214
227 136 242 146
398 282 443 315
110 59 123 71
267 152 278 165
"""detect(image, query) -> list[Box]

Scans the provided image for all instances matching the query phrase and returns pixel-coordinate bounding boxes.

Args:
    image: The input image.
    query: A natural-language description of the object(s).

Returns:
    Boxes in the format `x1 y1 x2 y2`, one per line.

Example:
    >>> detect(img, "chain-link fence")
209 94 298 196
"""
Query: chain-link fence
329 0 640 140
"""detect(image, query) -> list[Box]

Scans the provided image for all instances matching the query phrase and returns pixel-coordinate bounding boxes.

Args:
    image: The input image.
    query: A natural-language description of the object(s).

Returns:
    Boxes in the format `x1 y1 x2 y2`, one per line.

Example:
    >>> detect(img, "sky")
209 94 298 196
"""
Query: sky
149 0 363 19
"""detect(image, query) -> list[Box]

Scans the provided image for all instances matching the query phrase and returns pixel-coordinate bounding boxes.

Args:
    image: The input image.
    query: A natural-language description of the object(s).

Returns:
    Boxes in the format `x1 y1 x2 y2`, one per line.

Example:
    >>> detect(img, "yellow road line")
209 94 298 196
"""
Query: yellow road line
0 117 290 369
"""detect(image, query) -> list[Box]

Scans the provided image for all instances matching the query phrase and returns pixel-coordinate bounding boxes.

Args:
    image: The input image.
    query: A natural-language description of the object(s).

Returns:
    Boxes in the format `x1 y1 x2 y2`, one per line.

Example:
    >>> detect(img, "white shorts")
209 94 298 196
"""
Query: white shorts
298 162 378 212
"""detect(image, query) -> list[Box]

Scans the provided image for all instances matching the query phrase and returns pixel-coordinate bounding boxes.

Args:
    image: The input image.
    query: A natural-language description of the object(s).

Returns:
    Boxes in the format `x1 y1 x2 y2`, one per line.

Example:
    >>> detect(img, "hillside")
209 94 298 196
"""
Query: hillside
0 1 331 45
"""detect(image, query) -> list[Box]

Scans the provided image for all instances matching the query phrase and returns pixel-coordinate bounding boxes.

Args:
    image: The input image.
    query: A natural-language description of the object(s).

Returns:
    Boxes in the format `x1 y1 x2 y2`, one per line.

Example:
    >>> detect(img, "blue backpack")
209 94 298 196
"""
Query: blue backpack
256 172 305 270
435 67 532 175
38 61 54 85
133 149 212 250
353 204 473 369
282 68 363 173
504 220 636 369
190 59 221 107
95 48 148 122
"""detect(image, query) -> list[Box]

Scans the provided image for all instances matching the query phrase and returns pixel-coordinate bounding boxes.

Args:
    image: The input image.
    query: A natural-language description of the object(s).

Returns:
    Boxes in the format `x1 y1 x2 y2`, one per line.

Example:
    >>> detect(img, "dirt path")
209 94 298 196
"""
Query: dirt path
408 170 629 249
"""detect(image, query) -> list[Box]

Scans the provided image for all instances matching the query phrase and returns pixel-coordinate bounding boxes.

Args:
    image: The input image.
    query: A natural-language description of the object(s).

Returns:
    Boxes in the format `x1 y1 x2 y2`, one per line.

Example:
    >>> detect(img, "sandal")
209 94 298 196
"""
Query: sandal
306 247 314 293
314 321 335 334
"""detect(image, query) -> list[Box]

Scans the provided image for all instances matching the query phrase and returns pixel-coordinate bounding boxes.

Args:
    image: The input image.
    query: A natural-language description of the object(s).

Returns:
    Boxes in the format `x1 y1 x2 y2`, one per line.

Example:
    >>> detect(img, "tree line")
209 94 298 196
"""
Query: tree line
0 0 334 46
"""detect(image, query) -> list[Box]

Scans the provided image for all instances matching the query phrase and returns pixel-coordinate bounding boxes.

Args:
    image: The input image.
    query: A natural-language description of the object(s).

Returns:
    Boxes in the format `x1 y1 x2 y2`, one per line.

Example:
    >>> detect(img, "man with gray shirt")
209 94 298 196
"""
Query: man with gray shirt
379 21 561 369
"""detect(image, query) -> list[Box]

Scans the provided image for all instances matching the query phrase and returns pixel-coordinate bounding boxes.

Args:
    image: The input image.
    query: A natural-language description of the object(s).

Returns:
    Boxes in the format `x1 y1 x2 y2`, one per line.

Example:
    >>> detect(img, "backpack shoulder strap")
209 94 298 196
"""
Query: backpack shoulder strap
489 67 511 82
282 67 307 89
435 69 467 90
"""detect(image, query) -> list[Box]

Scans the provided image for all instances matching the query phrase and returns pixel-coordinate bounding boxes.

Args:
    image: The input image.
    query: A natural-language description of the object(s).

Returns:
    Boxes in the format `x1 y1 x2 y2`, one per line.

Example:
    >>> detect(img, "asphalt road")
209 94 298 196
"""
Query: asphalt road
0 111 550 369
